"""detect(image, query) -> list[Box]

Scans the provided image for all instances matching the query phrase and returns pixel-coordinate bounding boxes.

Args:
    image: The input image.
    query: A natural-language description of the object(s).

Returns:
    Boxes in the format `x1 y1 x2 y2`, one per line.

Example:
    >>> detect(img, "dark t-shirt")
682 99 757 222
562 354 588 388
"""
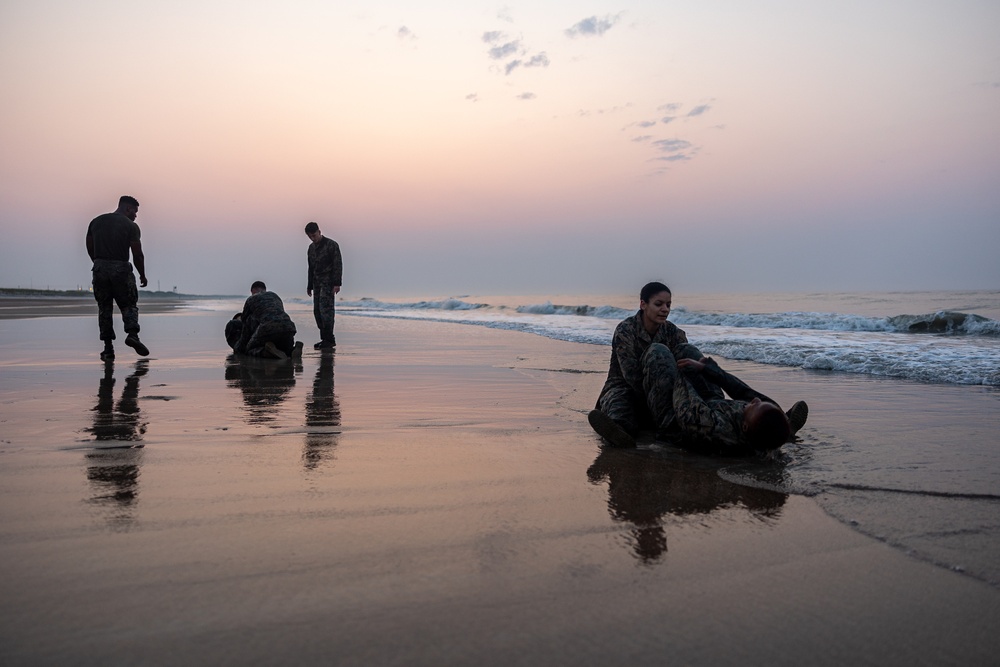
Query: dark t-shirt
87 212 140 262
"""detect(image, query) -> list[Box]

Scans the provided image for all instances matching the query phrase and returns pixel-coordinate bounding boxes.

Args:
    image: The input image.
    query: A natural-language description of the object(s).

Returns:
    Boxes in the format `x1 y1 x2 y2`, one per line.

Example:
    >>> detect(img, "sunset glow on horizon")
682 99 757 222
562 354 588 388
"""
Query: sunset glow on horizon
1 0 997 297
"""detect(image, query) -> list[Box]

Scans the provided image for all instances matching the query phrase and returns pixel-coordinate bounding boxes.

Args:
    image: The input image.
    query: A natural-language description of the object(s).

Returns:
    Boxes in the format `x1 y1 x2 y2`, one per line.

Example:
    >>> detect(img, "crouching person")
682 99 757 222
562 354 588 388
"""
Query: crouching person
230 281 303 360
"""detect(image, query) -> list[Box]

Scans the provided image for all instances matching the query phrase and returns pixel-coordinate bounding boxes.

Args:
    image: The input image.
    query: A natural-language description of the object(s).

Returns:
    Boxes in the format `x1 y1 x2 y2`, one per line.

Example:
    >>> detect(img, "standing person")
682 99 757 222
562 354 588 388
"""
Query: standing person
229 281 302 360
85 195 150 361
304 221 343 349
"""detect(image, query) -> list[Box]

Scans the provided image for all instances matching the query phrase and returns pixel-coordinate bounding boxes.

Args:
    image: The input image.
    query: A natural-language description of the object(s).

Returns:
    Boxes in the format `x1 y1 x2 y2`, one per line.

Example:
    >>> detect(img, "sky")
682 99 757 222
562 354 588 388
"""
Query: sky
1 0 998 298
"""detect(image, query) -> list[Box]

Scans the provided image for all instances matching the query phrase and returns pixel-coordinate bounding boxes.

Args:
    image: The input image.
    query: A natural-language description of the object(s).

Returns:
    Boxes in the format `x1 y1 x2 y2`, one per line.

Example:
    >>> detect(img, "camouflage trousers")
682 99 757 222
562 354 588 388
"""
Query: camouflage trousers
92 260 139 341
312 279 337 342
243 321 296 358
598 342 720 434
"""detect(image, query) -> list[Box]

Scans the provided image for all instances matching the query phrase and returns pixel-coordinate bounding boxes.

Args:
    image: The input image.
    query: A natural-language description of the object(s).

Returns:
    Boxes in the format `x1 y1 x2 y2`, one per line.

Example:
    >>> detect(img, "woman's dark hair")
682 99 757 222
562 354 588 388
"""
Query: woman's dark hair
640 281 671 303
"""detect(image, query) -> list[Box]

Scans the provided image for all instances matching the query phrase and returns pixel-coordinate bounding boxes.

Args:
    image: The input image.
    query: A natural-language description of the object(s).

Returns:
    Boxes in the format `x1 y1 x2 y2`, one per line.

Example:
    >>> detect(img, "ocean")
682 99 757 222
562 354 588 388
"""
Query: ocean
189 289 1000 586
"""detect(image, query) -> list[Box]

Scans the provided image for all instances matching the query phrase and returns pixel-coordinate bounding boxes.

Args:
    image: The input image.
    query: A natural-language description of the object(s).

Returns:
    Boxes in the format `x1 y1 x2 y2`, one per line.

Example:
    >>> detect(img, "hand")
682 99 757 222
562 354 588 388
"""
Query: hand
333 286 341 294
307 289 312 297
677 358 705 373
139 276 148 288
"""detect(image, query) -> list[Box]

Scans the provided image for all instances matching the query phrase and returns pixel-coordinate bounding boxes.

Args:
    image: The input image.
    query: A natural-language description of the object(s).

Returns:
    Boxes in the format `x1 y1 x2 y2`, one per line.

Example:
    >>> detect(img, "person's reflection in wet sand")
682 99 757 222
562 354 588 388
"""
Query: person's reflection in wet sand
84 359 148 529
587 447 787 564
225 354 301 425
304 350 341 470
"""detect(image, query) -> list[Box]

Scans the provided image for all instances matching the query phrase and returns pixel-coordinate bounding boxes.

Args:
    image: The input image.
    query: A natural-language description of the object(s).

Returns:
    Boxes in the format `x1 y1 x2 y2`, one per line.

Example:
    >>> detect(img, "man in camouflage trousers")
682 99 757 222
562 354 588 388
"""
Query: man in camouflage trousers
85 195 150 361
304 221 343 349
227 281 302 360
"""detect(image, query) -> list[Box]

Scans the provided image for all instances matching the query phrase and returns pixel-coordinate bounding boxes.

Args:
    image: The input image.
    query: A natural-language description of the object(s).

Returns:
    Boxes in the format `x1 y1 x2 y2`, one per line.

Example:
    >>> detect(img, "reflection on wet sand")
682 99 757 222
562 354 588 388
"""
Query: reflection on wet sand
225 354 302 425
304 351 341 469
587 448 787 564
84 360 148 529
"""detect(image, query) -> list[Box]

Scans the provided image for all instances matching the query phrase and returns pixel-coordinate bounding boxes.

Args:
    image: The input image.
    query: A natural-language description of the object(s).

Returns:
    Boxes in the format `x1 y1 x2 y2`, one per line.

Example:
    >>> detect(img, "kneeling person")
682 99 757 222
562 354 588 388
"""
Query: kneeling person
229 281 302 360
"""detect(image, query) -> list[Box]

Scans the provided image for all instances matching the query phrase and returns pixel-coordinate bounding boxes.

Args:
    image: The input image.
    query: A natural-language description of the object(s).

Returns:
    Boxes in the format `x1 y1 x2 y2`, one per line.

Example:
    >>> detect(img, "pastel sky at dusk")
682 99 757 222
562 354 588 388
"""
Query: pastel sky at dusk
1 0 998 298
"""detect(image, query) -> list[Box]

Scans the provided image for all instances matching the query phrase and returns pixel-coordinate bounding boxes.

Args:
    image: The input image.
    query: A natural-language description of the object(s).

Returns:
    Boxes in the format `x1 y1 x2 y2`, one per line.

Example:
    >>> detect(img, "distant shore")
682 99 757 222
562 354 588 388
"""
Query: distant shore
0 288 233 320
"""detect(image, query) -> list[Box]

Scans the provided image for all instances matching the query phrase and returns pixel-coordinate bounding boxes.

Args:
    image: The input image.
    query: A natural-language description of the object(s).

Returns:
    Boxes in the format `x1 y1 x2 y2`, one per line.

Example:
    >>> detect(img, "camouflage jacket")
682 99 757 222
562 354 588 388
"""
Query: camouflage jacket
598 310 689 404
307 237 343 291
672 359 780 453
234 291 296 353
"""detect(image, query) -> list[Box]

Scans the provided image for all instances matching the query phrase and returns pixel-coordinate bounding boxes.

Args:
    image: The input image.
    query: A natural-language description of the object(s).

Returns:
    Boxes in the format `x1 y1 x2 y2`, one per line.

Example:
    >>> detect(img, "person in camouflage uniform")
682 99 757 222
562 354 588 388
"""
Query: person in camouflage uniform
228 281 302 360
669 355 797 455
588 282 808 450
589 282 701 447
85 195 150 361
304 221 343 349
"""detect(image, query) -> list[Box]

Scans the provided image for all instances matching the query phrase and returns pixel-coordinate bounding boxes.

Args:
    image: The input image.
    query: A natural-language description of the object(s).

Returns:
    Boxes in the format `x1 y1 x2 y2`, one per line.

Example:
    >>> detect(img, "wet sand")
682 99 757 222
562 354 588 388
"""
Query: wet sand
1 308 998 665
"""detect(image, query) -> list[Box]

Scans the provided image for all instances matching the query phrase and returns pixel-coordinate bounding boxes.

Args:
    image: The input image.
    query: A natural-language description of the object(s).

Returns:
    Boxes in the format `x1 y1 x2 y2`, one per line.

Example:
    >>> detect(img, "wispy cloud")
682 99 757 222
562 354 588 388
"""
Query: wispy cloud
686 104 710 117
517 92 536 100
660 116 677 124
632 135 653 143
658 103 682 113
636 120 656 128
484 31 548 76
397 26 417 41
466 93 479 102
526 53 550 68
565 14 623 38
653 139 692 152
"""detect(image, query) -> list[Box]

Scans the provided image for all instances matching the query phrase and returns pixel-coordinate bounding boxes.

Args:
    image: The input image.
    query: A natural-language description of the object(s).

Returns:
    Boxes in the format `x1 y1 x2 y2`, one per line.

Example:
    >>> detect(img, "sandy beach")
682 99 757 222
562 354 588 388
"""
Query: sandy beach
1 303 999 665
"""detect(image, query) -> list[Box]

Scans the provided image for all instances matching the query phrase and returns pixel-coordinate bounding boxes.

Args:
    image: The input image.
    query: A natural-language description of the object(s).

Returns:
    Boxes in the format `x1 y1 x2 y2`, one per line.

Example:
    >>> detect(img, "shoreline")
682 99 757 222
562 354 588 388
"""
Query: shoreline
0 293 212 319
1 310 998 663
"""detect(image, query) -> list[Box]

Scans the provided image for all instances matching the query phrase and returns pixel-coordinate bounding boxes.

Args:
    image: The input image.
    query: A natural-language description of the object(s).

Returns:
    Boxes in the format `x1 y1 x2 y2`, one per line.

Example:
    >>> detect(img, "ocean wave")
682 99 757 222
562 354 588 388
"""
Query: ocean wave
340 297 488 311
516 301 633 319
343 297 998 337
670 309 999 337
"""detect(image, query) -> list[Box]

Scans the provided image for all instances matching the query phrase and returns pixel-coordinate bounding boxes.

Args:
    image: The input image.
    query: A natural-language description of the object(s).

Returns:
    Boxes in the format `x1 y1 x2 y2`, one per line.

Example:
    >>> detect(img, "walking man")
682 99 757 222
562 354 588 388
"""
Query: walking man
304 221 343 349
85 195 150 361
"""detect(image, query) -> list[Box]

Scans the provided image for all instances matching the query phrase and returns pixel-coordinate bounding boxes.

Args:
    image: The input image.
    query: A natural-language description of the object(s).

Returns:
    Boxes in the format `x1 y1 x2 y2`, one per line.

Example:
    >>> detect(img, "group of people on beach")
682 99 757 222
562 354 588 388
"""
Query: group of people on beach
87 195 805 456
85 196 343 362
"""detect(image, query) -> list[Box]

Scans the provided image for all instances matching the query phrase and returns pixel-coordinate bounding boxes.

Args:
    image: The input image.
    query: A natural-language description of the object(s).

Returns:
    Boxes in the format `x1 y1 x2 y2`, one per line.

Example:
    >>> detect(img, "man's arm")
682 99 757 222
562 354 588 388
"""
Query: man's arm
130 240 148 288
86 232 95 261
330 241 343 293
306 250 314 296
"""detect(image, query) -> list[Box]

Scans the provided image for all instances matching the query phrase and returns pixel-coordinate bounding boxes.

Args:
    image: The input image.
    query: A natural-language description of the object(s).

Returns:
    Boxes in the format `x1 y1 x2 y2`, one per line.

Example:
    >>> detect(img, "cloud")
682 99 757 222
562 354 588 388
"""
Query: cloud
565 14 623 38
505 60 522 75
490 40 522 60
686 104 710 117
517 92 536 100
655 154 691 162
636 120 656 128
632 135 653 142
466 93 479 102
660 116 676 124
526 53 550 68
658 102 682 113
482 31 504 43
653 139 692 153
397 26 417 41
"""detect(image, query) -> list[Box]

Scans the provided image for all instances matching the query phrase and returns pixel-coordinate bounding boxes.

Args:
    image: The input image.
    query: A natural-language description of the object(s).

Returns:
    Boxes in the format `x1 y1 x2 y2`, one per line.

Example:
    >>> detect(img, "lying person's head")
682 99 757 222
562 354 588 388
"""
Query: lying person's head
742 398 790 450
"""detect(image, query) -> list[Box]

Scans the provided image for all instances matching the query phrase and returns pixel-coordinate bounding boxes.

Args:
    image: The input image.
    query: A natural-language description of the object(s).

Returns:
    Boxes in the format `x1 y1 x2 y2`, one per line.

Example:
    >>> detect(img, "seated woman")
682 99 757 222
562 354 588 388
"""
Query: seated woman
588 281 807 452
